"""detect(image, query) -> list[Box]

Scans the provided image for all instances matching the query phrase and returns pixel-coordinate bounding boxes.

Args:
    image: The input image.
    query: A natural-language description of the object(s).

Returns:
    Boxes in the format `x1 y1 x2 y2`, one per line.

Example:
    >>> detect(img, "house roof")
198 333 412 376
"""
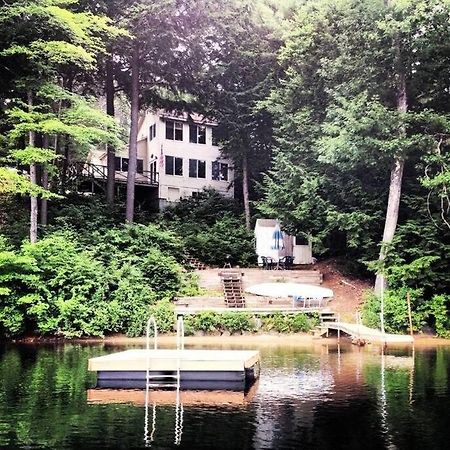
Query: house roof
255 219 278 228
159 111 217 127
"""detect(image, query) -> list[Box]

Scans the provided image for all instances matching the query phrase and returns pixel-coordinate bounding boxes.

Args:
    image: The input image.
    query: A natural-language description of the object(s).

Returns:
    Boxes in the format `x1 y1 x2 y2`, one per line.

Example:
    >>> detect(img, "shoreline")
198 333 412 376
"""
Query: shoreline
5 332 450 348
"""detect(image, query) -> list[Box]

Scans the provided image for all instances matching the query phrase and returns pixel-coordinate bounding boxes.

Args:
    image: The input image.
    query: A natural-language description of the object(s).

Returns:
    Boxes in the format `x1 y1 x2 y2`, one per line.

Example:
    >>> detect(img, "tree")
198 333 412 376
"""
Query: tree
197 1 282 229
0 0 122 240
259 0 450 284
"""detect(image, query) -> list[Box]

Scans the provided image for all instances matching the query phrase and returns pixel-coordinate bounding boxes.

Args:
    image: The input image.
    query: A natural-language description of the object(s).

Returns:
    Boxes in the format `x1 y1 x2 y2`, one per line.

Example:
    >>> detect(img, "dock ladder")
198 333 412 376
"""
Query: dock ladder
144 316 185 389
144 316 184 446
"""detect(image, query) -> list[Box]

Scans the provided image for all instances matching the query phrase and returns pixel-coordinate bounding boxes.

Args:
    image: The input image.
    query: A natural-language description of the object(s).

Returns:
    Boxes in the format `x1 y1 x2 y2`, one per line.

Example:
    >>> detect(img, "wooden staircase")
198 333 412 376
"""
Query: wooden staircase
183 255 208 271
313 310 338 338
219 271 246 308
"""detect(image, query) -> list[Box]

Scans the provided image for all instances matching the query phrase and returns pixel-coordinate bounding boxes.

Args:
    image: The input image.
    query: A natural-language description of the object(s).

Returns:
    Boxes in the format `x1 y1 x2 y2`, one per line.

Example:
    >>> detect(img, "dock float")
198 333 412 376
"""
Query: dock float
88 349 260 390
318 321 414 344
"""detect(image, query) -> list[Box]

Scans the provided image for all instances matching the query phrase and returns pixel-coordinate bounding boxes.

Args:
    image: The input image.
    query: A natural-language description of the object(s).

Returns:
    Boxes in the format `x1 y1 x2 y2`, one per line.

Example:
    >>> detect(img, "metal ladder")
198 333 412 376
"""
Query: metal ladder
144 316 185 389
144 316 184 446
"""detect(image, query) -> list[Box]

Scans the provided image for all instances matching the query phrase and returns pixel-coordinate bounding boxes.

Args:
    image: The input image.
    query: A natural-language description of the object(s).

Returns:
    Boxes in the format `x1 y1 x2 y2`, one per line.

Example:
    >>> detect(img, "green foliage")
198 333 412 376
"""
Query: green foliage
419 295 450 338
262 313 318 333
160 190 256 267
362 288 431 335
0 222 191 338
0 243 40 336
147 300 175 334
220 312 253 334
192 311 219 333
184 217 256 267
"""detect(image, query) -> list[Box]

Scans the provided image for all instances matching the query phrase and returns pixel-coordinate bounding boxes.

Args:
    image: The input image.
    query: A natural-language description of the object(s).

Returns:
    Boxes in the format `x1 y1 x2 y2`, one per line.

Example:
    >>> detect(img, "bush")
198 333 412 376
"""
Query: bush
192 311 219 332
184 217 256 267
362 288 427 334
0 227 191 338
159 189 256 267
147 300 175 334
262 313 317 333
419 294 450 338
0 238 40 336
220 312 253 333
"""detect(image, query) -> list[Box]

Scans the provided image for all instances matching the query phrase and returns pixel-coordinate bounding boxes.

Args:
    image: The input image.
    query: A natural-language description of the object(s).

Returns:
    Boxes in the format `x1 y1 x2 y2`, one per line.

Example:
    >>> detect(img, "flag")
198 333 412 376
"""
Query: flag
159 145 164 170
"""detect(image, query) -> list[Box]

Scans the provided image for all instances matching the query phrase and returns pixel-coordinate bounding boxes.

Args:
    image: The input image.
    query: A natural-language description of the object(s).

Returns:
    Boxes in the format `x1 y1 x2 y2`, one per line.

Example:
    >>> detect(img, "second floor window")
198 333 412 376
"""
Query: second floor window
189 159 206 178
166 120 183 141
165 155 183 176
149 123 156 140
189 124 206 144
212 161 228 181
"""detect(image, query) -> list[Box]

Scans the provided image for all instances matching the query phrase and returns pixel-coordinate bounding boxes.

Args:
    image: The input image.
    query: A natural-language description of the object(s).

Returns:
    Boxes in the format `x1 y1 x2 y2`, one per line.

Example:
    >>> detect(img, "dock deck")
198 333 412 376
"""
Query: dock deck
88 349 260 390
319 321 414 344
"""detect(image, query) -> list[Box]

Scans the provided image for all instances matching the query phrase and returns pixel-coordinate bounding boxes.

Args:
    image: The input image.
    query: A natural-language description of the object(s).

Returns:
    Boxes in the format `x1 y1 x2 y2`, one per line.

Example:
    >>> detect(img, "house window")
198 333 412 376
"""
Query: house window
212 127 219 146
189 159 206 178
165 155 183 176
212 161 228 181
166 120 183 141
115 157 144 173
115 156 129 171
137 159 144 174
189 124 206 144
149 123 156 141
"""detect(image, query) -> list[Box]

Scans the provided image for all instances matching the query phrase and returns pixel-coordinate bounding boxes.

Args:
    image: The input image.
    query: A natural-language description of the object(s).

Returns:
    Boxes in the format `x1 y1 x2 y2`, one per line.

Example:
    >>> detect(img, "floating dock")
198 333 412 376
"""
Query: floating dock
88 349 260 390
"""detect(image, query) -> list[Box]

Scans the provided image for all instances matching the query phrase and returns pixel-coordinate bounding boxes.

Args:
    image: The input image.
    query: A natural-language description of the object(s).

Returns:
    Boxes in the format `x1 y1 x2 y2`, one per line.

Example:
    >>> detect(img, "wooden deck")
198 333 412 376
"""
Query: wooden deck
319 321 414 344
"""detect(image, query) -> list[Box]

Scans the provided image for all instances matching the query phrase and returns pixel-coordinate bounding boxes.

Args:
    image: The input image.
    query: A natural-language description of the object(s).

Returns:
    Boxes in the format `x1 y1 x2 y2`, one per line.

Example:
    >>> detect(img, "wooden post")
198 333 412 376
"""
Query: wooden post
406 292 413 337
337 314 340 341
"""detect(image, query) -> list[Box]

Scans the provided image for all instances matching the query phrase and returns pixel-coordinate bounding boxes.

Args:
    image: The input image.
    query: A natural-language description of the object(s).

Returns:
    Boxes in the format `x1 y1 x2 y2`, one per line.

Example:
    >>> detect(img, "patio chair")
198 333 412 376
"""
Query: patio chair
261 256 275 270
278 256 294 270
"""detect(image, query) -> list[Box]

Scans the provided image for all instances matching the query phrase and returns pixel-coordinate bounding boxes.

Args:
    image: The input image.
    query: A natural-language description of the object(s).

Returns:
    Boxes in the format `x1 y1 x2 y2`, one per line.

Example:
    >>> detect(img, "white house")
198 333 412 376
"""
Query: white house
254 219 313 265
88 109 234 209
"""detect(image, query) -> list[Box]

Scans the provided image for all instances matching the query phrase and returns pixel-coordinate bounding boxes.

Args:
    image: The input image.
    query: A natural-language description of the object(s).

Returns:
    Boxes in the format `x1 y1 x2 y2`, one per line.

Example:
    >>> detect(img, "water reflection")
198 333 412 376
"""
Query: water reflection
0 342 449 449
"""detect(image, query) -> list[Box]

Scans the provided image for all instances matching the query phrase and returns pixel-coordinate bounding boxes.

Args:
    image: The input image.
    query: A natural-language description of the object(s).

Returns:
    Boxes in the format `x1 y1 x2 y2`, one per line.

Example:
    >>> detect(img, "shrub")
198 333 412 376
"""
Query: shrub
192 311 219 332
184 217 256 267
91 223 185 264
419 294 450 338
147 300 175 334
220 312 253 333
262 313 317 333
362 288 426 334
0 243 40 336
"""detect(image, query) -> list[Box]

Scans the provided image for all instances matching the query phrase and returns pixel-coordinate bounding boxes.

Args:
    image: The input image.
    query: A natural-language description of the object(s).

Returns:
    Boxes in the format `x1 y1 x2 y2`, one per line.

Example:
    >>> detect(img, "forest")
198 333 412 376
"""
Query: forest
0 0 449 338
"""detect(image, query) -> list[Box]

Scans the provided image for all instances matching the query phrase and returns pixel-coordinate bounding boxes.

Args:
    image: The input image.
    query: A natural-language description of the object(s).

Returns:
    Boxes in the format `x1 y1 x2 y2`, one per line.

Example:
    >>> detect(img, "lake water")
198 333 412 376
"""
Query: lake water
0 341 449 449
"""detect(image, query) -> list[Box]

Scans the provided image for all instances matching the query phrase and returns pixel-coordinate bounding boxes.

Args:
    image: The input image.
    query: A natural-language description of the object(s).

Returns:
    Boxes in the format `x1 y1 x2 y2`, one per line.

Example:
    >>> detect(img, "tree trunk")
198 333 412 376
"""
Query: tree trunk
242 152 251 230
60 137 70 194
105 56 116 206
374 24 408 294
125 44 139 223
40 134 49 226
28 92 38 243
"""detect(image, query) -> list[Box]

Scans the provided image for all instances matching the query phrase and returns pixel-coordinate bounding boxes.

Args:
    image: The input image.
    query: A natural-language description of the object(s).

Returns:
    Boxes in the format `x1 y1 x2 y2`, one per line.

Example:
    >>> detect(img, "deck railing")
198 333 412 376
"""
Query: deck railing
69 162 159 186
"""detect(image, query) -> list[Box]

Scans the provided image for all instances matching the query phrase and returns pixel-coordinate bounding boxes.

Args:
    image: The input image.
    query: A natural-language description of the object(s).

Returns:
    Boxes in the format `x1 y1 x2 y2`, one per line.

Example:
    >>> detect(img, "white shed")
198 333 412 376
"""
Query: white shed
254 219 313 265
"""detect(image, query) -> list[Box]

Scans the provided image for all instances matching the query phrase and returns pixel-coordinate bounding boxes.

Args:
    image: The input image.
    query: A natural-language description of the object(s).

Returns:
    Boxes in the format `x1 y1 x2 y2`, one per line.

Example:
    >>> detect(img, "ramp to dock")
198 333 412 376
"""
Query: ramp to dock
320 321 414 344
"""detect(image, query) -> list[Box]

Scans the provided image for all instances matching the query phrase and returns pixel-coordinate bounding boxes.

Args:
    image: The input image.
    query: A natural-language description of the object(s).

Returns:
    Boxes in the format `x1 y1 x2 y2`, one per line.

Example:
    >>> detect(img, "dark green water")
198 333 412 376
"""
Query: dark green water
0 342 449 450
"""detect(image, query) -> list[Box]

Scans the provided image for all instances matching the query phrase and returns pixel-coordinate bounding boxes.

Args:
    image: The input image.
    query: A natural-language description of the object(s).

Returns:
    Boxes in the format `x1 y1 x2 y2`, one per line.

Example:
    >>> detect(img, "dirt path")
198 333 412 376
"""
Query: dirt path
315 260 372 321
